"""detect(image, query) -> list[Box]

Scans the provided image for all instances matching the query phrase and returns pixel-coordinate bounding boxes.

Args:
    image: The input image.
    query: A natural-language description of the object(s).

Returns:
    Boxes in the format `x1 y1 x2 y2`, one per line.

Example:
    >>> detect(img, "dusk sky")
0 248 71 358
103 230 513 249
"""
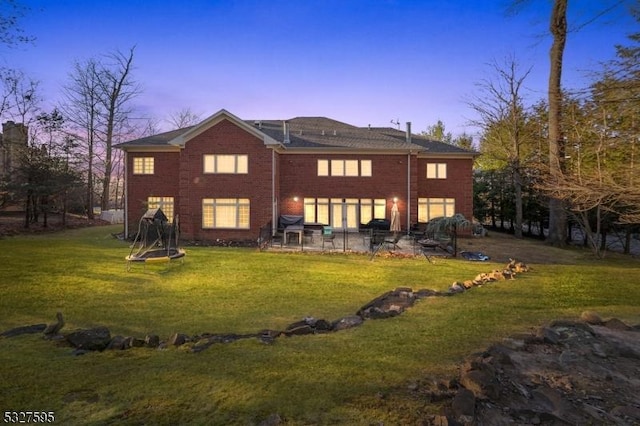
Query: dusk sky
4 0 638 138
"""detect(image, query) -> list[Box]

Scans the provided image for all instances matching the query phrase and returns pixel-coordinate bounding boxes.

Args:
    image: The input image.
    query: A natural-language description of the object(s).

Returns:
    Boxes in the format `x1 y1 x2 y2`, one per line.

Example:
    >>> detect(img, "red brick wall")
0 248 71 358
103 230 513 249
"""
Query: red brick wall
126 151 180 235
279 153 413 224
176 119 273 242
416 158 474 222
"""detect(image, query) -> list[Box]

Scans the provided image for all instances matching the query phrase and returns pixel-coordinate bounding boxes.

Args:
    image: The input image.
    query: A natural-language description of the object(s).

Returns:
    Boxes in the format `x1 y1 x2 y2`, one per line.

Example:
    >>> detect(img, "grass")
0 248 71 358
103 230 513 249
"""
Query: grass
0 225 639 425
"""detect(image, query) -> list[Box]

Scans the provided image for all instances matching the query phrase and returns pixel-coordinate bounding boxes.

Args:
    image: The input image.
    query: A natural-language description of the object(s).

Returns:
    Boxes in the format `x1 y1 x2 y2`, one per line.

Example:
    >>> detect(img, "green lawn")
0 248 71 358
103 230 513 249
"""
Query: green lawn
1 226 639 425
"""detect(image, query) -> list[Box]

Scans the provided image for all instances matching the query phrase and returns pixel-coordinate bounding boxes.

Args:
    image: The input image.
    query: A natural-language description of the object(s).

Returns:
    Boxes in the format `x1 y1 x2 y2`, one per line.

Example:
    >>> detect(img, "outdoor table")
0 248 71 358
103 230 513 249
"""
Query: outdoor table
284 225 304 245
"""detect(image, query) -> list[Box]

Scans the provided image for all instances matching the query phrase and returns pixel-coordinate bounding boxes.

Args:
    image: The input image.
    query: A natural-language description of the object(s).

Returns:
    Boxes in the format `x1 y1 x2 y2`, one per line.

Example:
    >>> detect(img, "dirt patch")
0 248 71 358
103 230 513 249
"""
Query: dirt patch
458 231 589 265
421 315 640 425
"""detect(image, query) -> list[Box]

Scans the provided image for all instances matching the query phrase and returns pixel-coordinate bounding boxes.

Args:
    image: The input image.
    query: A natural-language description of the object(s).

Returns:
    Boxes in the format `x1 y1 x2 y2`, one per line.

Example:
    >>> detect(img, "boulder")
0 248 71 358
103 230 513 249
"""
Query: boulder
168 333 189 346
65 326 111 351
331 315 363 331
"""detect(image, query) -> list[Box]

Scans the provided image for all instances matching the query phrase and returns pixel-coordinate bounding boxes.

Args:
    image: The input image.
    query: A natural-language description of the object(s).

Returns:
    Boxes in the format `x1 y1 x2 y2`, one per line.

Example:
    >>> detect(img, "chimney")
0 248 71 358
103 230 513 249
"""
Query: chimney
406 122 412 143
283 121 290 144
0 121 28 177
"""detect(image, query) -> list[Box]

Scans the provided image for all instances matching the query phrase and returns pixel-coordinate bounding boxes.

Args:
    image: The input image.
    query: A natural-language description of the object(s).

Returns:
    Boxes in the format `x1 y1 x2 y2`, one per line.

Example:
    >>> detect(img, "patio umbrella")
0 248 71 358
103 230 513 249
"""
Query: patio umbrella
390 202 401 233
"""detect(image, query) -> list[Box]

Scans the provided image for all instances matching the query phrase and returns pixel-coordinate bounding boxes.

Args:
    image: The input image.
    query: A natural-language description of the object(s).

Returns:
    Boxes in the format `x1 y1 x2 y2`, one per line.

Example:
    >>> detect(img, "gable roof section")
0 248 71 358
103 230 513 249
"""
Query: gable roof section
116 126 193 151
168 109 279 147
116 109 279 151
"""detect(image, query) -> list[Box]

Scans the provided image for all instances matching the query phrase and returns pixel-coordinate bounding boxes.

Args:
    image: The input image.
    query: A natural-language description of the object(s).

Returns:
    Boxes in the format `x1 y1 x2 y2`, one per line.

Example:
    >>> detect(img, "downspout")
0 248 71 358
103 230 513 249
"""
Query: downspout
407 152 411 234
123 151 128 237
272 148 276 233
406 122 412 234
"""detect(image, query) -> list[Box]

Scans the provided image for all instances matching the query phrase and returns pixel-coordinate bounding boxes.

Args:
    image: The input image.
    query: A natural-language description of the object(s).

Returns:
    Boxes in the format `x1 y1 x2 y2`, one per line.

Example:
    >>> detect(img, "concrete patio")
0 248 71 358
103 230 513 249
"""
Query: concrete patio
266 230 453 259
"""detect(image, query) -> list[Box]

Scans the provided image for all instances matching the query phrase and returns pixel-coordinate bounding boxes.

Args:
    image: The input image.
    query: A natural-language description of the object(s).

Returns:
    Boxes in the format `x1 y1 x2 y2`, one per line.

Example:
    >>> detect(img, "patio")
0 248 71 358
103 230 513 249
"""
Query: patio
266 230 452 259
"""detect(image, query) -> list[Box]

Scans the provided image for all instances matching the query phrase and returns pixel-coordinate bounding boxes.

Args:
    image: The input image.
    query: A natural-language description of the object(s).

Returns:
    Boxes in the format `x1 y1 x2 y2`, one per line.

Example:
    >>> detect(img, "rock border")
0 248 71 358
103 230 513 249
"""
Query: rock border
0 260 531 355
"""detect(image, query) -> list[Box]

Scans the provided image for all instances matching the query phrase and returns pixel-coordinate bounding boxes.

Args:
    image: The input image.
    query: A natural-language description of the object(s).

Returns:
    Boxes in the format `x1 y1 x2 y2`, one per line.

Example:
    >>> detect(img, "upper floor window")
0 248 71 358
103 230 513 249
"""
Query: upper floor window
203 154 248 174
426 163 447 179
133 157 154 175
317 159 372 177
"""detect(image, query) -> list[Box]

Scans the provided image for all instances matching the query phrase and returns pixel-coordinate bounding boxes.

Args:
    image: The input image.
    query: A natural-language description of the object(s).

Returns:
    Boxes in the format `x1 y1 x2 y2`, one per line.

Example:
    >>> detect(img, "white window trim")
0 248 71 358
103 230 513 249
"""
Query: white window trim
203 154 248 174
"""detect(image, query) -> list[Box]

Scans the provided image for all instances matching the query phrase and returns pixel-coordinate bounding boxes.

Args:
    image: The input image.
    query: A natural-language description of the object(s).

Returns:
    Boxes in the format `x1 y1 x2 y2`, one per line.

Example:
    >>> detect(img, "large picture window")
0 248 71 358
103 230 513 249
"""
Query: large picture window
203 154 248 174
426 163 447 179
202 198 250 229
147 196 174 221
418 198 455 222
133 157 154 175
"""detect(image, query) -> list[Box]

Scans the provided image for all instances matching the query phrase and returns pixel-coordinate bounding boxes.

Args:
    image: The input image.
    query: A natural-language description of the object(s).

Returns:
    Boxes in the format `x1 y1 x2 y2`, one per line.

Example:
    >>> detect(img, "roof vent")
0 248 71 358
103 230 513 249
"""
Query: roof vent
321 130 325 136
283 121 290 144
254 120 262 128
406 122 412 143
333 130 337 136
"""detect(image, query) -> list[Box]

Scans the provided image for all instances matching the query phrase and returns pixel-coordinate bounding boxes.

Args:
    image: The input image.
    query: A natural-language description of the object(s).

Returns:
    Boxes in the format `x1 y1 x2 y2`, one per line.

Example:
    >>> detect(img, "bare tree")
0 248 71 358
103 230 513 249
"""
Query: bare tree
0 0 34 48
95 47 140 211
468 57 534 238
61 58 102 219
167 107 201 129
61 47 140 217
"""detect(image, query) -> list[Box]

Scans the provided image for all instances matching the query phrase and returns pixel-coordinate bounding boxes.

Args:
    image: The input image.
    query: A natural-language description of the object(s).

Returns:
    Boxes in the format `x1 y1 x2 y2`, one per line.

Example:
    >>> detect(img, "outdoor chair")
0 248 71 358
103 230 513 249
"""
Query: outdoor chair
271 231 284 247
322 226 335 249
368 229 389 260
383 232 402 250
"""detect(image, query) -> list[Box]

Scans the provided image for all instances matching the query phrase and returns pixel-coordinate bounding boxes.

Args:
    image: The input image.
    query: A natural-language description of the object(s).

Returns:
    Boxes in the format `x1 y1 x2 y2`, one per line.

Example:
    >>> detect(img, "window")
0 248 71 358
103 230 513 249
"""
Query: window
359 198 386 224
317 160 329 176
133 157 154 174
317 159 372 177
147 197 174 221
304 198 384 227
202 198 250 229
426 163 447 179
203 154 248 174
304 197 329 224
418 198 455 222
360 160 372 177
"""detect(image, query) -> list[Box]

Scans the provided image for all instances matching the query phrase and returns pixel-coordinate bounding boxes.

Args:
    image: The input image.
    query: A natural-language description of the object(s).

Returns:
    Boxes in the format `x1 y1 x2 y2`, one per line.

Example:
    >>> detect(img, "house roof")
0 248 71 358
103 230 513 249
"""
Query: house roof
248 117 426 152
116 109 477 157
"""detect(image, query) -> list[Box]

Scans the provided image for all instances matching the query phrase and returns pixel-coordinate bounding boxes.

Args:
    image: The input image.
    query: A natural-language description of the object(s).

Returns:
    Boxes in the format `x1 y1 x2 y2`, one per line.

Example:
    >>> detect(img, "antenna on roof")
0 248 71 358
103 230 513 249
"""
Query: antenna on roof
390 118 400 130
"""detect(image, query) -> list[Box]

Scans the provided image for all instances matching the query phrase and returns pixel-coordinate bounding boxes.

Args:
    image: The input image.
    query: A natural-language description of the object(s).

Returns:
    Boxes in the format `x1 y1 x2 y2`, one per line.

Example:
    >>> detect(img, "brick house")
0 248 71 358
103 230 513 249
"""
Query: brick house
116 109 476 242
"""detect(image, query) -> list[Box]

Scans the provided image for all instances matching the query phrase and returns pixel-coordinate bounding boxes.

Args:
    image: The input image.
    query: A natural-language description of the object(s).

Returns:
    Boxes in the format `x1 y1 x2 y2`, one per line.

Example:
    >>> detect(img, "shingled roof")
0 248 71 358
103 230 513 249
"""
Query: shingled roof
117 110 476 156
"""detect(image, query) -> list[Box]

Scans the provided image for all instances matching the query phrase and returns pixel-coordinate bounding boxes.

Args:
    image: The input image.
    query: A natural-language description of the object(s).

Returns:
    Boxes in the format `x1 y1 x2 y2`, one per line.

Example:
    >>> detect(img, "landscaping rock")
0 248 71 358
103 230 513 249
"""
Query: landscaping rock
144 334 160 348
106 335 126 350
65 326 111 351
357 287 417 319
331 315 363 331
0 323 46 338
43 312 65 337
431 316 640 426
168 333 189 346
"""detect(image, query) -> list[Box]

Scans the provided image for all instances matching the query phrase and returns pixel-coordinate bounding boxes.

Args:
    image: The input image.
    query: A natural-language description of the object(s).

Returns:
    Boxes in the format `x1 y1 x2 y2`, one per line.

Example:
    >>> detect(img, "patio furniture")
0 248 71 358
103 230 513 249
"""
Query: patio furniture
384 232 402 250
284 225 304 245
322 226 335 249
369 229 389 260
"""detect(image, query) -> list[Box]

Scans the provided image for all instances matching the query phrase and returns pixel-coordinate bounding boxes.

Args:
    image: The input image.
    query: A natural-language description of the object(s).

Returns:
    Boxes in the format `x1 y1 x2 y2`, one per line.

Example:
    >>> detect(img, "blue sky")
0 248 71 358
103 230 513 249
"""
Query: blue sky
3 0 637 137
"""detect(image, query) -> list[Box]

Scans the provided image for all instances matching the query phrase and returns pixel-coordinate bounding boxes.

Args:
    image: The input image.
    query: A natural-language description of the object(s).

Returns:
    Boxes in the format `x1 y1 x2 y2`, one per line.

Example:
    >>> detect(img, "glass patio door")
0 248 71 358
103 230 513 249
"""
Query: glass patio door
330 198 359 231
